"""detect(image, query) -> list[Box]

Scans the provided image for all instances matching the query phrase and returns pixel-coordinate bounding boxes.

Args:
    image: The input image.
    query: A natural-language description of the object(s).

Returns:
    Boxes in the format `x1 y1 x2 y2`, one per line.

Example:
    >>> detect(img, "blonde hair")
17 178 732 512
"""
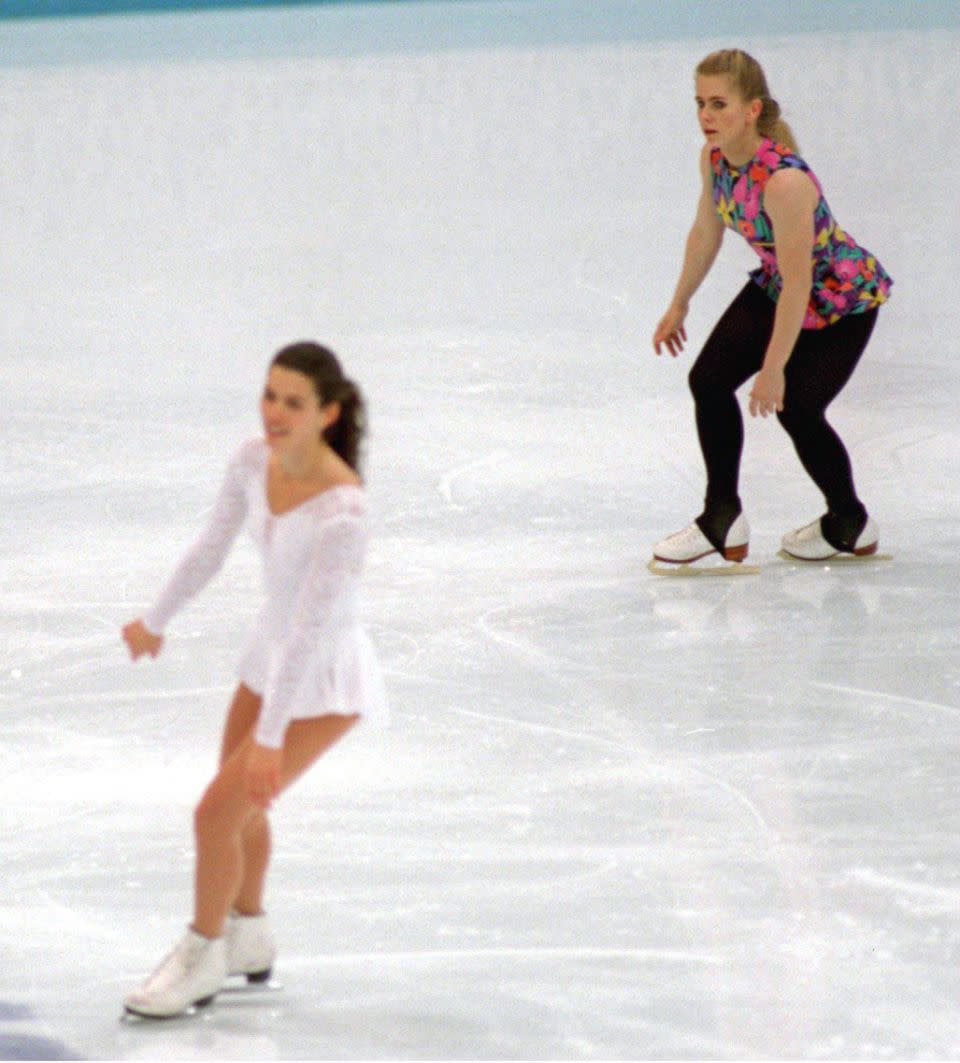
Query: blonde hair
696 49 798 153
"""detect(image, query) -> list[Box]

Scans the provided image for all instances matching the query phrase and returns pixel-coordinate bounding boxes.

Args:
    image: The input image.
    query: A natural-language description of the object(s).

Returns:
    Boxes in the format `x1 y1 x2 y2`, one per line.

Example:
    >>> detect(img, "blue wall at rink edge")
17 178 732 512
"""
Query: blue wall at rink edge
0 0 958 68
0 0 387 15
2 0 960 30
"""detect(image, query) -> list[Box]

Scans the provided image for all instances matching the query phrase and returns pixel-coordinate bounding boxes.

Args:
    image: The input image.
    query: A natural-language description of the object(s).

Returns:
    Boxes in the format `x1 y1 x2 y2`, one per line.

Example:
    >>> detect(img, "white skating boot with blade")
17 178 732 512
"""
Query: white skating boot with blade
227 911 276 983
653 512 750 565
124 928 226 1018
781 516 879 561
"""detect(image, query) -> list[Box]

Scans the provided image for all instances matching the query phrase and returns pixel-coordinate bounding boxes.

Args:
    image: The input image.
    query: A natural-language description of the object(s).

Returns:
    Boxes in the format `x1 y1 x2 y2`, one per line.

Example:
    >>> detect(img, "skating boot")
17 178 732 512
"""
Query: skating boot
781 515 879 561
651 512 750 570
124 928 226 1018
227 911 276 984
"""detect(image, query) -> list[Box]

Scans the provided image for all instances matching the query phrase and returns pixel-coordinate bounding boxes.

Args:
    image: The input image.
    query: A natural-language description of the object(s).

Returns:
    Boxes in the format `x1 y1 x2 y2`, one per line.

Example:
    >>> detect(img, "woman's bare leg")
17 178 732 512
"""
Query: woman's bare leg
219 685 271 915
193 711 359 938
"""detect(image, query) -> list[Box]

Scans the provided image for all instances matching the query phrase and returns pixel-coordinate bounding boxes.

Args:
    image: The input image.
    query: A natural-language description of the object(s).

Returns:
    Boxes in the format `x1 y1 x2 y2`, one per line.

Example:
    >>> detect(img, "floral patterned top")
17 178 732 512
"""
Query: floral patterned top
711 138 892 329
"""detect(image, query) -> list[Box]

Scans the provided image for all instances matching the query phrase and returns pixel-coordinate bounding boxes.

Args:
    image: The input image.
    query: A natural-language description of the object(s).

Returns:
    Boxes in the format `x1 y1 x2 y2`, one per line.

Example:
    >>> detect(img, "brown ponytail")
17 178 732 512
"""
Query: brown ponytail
323 376 366 474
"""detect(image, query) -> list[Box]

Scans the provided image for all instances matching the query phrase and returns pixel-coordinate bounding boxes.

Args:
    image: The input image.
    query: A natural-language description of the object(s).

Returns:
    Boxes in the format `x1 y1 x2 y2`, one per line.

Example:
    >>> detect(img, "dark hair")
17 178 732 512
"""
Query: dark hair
696 49 799 153
271 341 367 473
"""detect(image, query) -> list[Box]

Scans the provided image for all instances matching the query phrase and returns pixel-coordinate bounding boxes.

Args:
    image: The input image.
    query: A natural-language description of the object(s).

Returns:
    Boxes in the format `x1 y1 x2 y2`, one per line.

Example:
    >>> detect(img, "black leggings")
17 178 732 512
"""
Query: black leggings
689 281 878 550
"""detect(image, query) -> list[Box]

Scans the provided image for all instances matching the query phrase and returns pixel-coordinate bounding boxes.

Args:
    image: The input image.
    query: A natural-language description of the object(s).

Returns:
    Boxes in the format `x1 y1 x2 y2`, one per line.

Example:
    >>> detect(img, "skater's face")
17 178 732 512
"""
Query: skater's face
694 74 762 157
261 366 340 452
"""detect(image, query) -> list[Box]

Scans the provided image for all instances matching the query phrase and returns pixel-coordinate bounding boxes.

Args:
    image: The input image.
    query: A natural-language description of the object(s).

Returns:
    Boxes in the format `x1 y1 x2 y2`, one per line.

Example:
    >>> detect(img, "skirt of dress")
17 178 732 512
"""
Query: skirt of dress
236 621 389 730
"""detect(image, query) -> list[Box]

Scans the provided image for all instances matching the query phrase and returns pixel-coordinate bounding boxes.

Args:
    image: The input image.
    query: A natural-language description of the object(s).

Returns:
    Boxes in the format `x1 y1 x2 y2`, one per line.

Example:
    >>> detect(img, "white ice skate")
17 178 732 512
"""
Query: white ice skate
124 928 226 1019
226 911 276 984
780 516 880 561
649 513 756 575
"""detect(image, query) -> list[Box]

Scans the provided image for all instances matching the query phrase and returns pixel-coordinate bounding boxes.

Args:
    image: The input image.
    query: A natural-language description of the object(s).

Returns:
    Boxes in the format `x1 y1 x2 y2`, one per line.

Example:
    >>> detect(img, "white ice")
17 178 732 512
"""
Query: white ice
1 2 959 1059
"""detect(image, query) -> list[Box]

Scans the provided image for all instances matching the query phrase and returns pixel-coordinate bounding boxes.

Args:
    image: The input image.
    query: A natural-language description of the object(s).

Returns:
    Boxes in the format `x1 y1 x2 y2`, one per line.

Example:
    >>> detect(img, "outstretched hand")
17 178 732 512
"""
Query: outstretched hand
122 619 164 661
653 305 688 357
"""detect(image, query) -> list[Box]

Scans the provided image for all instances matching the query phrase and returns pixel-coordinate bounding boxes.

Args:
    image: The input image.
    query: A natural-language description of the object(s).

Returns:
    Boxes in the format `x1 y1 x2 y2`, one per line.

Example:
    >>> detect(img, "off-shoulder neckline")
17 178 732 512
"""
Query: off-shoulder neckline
266 480 365 519
243 438 364 518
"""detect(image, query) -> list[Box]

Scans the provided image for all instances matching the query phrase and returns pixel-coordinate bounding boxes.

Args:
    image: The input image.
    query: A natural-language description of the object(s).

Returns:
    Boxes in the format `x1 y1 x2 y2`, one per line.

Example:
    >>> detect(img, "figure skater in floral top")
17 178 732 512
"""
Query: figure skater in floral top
651 48 892 568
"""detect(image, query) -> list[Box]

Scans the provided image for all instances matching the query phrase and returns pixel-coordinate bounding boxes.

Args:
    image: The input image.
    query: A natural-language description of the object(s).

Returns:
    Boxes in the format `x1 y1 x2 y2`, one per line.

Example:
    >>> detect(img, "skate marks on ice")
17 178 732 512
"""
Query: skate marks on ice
807 681 960 722
436 450 511 510
451 705 782 848
469 598 786 848
281 943 722 971
466 574 787 849
474 585 654 684
845 867 960 915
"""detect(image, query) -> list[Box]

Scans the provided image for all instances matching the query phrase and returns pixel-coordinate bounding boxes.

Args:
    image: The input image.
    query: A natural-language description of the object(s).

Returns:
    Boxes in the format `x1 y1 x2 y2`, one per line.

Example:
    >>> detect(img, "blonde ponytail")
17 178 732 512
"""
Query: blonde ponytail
758 95 798 153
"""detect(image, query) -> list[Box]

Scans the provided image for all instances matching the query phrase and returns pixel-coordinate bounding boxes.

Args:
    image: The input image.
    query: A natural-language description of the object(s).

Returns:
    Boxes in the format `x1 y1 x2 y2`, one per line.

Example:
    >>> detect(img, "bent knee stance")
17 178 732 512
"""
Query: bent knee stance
776 401 865 519
688 282 773 404
776 401 822 438
194 782 253 843
688 357 727 405
194 792 225 843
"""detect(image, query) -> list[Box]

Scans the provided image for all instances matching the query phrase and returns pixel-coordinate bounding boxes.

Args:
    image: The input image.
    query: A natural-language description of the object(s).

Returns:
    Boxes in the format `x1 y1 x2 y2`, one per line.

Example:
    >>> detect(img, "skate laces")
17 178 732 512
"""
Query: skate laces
799 520 822 538
147 934 205 984
665 523 708 546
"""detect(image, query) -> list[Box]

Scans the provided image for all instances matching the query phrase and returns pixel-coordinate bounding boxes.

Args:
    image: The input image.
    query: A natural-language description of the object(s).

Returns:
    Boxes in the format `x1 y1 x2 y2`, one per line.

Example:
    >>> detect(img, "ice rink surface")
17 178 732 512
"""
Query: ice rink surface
1 1 959 1058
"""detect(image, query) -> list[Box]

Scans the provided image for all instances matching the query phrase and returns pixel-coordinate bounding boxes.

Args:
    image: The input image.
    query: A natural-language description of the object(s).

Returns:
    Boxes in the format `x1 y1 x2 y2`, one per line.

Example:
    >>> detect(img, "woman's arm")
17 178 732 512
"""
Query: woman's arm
124 445 252 648
747 167 817 417
653 144 726 356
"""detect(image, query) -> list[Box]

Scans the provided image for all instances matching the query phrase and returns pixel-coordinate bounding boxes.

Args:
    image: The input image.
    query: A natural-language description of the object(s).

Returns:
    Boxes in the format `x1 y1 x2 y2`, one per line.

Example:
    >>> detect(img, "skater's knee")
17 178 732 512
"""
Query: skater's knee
244 810 269 837
688 358 736 405
776 402 820 437
687 360 712 402
194 779 248 842
194 792 221 842
774 407 793 432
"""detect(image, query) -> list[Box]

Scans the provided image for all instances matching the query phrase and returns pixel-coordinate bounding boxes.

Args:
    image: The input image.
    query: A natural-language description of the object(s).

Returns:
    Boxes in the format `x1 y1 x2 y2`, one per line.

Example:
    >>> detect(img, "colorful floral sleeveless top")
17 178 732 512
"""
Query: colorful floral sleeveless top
711 138 892 329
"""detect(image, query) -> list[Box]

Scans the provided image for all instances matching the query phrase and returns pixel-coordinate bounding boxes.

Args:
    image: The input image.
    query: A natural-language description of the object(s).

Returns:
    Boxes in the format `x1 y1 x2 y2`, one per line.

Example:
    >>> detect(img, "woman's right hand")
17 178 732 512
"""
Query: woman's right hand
122 619 164 661
653 304 688 357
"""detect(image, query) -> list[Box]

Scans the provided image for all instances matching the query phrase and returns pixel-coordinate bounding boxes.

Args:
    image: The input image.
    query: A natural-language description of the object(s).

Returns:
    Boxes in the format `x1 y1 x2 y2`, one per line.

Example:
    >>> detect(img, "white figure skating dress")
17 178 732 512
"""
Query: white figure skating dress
143 438 388 748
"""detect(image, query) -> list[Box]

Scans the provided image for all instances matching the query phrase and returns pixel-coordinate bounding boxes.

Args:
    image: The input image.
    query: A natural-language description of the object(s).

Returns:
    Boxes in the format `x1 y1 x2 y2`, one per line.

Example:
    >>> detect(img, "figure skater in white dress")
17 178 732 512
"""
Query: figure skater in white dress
121 341 388 1018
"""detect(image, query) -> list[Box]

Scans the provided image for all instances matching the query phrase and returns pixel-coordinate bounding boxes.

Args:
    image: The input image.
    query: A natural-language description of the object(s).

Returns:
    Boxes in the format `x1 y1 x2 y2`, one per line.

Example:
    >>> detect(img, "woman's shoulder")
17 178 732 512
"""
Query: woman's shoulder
758 139 812 176
309 481 368 525
316 452 364 512
764 159 820 209
228 436 269 471
214 437 268 493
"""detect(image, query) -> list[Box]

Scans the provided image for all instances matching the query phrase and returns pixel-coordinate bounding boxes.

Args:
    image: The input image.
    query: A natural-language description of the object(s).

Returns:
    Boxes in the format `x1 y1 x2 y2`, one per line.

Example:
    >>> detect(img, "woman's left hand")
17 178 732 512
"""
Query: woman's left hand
246 743 283 809
749 366 786 418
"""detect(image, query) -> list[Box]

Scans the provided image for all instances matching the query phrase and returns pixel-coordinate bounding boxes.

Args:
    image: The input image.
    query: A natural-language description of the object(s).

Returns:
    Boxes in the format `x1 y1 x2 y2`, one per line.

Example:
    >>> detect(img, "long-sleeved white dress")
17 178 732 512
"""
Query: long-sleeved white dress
142 438 388 748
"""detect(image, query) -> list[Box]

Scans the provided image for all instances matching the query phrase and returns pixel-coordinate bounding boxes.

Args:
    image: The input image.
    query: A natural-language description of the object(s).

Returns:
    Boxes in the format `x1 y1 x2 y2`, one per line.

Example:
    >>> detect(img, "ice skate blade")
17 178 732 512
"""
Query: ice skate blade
121 996 215 1022
220 976 283 995
647 557 760 577
776 549 893 564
